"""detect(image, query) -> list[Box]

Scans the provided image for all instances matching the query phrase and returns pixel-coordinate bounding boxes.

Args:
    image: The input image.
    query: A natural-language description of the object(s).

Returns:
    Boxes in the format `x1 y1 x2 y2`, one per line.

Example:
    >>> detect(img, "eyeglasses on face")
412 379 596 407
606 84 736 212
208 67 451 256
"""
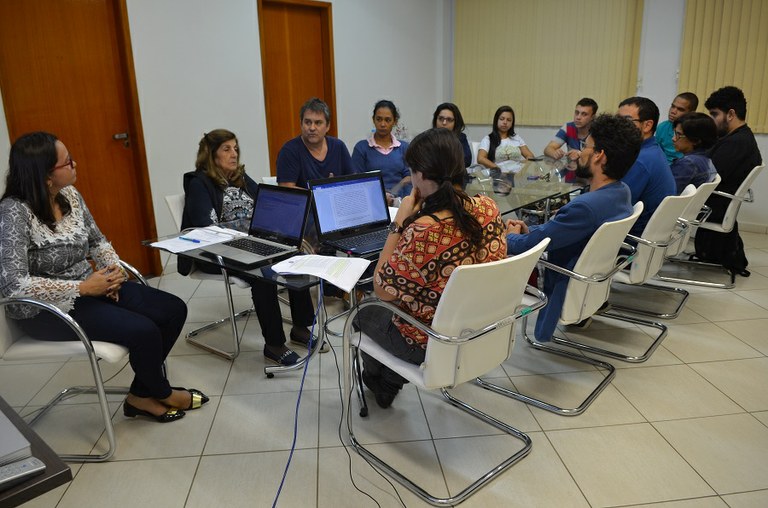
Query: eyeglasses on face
672 131 686 139
53 156 75 170
437 116 455 124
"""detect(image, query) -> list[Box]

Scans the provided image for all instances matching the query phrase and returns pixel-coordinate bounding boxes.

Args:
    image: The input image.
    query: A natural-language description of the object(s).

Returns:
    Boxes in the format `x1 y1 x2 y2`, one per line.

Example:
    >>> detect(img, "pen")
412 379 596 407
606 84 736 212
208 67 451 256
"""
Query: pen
179 236 201 243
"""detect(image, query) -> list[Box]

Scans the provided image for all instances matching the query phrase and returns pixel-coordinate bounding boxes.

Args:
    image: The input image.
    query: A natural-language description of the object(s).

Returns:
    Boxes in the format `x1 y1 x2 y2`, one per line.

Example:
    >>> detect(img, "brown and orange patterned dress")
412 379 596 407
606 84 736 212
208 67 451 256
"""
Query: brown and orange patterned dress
375 194 507 348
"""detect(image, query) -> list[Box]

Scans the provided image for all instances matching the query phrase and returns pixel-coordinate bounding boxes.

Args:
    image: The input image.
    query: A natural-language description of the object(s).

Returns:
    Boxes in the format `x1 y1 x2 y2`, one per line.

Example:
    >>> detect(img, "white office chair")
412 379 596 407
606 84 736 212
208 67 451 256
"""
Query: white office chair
607 185 698 319
660 165 764 289
341 239 549 506
261 176 277 185
164 194 252 360
664 174 721 258
470 140 480 166
479 203 642 416
0 261 145 462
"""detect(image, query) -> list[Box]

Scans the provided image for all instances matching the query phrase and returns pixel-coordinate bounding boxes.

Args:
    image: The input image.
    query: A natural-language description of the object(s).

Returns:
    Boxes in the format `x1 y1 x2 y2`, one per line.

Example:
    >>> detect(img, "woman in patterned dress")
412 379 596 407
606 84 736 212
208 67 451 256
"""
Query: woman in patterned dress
0 132 202 423
356 128 507 408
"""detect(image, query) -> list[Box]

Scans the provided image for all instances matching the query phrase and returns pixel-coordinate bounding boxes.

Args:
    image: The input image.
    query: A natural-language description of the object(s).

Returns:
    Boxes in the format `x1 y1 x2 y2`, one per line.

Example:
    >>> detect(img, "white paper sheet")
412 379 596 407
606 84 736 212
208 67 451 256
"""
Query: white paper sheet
150 226 247 253
271 255 371 293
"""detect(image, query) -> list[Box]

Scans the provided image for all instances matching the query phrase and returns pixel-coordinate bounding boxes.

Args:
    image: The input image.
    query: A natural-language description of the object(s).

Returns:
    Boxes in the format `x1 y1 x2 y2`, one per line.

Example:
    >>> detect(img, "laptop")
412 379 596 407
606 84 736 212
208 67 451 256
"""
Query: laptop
309 171 391 255
200 184 311 268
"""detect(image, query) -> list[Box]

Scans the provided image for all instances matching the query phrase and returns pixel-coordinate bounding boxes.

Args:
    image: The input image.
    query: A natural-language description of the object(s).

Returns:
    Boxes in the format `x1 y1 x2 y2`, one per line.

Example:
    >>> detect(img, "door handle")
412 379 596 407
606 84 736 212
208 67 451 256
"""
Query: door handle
112 132 130 147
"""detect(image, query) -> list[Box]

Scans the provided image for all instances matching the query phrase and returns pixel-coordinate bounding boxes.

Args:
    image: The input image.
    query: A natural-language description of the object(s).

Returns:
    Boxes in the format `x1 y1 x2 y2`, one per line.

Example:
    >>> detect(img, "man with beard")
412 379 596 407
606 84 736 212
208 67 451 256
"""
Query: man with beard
505 114 641 342
695 86 763 277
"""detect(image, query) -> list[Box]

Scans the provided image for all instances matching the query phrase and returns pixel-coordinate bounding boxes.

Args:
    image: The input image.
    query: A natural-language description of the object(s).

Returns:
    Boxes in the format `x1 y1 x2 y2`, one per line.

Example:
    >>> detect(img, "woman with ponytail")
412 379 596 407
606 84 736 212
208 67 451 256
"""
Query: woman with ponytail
355 128 507 409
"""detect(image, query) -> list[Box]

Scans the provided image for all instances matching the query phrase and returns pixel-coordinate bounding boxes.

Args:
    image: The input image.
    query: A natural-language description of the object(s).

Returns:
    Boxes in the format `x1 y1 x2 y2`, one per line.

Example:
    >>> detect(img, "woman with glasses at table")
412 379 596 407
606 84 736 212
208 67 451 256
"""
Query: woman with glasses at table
355 128 507 409
0 131 202 423
180 129 317 367
670 112 718 194
476 105 535 169
352 100 411 202
431 102 473 167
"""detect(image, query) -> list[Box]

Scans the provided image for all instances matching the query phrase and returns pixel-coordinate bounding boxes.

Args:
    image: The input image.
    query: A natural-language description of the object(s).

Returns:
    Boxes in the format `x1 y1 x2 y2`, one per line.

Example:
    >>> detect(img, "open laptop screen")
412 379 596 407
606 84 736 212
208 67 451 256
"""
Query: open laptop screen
249 185 308 244
311 173 390 235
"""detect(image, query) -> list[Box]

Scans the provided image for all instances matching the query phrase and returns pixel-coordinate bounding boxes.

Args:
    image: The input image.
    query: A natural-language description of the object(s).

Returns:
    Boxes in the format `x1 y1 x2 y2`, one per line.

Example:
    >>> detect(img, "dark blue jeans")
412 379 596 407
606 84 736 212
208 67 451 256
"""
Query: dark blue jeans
16 282 187 399
354 305 426 393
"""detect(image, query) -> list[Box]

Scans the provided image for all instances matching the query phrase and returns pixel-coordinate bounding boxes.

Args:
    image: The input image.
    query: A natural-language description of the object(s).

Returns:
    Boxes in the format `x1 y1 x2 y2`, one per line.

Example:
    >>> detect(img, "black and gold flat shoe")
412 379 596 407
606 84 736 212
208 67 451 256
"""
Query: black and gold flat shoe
171 387 210 410
123 401 185 423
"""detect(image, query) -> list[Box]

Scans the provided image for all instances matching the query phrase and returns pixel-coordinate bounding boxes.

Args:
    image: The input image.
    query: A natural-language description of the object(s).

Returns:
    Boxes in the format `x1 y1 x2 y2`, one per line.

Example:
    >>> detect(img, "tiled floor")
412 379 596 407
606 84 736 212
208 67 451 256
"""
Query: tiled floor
4 231 768 507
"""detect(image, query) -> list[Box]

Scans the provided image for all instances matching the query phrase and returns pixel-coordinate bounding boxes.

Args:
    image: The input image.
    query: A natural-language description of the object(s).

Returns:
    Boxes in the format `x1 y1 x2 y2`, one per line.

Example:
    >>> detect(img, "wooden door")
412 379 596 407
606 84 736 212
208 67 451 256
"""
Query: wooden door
258 0 337 174
0 0 160 275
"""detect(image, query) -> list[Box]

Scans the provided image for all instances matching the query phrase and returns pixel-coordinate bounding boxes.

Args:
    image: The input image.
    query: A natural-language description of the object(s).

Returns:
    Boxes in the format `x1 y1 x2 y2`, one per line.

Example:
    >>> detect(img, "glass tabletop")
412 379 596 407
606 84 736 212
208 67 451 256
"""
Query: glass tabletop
466 158 588 216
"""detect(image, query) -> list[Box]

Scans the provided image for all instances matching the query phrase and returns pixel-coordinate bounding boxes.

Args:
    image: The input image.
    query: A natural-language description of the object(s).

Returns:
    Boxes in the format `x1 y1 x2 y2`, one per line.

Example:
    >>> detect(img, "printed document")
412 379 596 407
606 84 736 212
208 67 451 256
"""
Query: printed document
271 255 370 293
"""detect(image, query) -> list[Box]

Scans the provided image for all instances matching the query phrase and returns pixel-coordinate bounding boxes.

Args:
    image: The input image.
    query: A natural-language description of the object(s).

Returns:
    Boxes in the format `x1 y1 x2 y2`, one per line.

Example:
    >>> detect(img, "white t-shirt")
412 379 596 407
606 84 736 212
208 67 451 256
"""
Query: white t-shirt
479 134 527 162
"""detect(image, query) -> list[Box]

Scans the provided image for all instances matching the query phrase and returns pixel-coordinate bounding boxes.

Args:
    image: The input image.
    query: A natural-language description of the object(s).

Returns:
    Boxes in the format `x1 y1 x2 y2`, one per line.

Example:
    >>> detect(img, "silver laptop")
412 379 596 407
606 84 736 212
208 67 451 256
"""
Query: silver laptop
200 184 311 268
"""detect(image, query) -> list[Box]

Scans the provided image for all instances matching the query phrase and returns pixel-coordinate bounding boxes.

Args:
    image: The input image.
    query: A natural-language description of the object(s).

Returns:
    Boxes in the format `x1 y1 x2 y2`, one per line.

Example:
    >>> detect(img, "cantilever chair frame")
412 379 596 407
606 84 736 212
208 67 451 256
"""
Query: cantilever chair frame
476 247 637 416
341 248 548 506
164 193 254 360
659 165 764 289
0 260 145 462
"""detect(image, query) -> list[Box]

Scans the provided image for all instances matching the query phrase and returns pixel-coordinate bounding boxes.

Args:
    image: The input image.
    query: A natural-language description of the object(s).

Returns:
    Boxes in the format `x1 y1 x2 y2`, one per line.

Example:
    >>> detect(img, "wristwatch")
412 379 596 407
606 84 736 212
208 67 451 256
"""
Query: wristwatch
387 221 404 234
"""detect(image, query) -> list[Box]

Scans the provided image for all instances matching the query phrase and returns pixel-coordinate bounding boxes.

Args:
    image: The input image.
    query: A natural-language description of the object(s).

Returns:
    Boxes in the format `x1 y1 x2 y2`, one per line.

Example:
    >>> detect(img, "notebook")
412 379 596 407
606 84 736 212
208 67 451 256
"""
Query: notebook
309 171 391 255
200 184 311 268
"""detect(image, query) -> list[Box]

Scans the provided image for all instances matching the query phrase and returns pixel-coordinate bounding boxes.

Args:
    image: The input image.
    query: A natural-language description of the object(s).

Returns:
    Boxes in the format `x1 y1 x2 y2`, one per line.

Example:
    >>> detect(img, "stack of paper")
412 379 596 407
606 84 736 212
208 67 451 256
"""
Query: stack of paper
150 226 247 253
271 255 371 293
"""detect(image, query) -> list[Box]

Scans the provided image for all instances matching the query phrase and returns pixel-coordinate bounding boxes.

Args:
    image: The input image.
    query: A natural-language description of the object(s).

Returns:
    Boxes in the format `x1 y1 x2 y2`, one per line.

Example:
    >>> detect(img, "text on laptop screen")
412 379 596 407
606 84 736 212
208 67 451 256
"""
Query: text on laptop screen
250 187 307 241
312 175 389 234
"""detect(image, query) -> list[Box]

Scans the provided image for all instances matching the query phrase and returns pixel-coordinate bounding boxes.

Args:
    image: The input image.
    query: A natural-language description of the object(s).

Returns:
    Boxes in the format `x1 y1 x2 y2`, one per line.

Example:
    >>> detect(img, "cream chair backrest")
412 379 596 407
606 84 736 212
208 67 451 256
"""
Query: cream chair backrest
262 176 278 185
471 141 480 166
719 165 764 230
561 202 643 324
627 185 697 284
165 193 185 231
666 174 721 257
423 238 550 387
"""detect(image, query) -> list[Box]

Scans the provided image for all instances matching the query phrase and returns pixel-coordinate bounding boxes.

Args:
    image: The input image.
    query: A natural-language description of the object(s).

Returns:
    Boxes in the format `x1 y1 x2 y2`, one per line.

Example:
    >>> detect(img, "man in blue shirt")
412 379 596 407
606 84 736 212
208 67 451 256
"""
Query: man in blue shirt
277 97 355 189
618 96 675 236
655 92 699 164
506 114 641 342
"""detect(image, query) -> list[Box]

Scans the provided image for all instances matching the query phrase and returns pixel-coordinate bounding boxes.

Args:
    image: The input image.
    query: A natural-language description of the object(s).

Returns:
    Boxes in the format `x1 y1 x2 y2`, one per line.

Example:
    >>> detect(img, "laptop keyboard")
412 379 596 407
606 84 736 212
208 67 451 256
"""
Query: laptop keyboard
224 237 287 256
334 229 389 250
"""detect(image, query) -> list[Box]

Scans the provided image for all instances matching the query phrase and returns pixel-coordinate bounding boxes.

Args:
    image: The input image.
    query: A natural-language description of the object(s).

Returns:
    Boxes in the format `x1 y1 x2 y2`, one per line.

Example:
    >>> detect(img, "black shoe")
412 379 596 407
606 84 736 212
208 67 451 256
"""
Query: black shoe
289 326 329 353
264 347 301 366
361 370 397 409
170 387 210 410
123 400 185 423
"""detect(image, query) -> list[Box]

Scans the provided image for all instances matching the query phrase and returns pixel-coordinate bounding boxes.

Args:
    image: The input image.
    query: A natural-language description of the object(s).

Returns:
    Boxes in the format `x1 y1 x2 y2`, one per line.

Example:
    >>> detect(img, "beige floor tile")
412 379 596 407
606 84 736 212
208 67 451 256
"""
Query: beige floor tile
317 448 428 508
654 413 768 494
547 423 714 506
184 294 253 324
730 271 768 290
57 457 198 508
27 359 131 407
98 396 218 460
204 392 319 454
560 320 669 361
662 322 762 363
502 338 605 376
612 364 743 420
751 265 768 278
685 291 768 322
17 481 70 508
187 450 317 508
744 248 768 267
691 358 768 411
721 489 768 508
629 497 728 507
527 382 646 430
508 369 620 420
223 351 321 395
165 354 232 397
742 232 768 249
715 318 768 355
753 411 768 426
0 362 62 406
665 303 709 325
435 433 590 507
419 378 541 436
734 288 768 310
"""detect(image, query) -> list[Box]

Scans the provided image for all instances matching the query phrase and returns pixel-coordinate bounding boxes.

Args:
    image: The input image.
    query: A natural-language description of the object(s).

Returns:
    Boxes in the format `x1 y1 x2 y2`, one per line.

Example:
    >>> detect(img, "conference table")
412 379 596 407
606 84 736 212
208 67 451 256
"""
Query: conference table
465 157 589 219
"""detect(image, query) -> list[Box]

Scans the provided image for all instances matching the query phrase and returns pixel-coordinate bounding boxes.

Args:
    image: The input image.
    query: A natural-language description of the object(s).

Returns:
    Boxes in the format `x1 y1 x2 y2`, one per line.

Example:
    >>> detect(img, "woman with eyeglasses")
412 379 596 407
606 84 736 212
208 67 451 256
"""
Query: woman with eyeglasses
355 128 507 409
477 105 535 169
670 112 718 194
0 131 202 423
431 102 472 167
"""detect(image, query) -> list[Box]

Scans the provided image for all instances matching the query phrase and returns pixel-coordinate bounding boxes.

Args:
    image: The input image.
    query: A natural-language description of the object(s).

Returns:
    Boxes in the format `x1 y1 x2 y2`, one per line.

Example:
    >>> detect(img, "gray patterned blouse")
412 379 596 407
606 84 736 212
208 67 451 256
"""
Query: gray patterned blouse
0 186 120 319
